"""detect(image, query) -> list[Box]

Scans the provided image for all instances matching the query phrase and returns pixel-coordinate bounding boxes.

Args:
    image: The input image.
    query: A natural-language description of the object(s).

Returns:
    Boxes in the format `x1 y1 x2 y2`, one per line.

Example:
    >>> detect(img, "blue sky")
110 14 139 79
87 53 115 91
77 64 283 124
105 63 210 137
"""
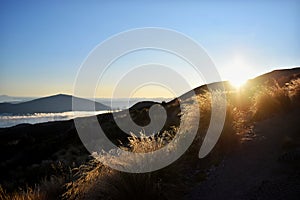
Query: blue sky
0 0 299 97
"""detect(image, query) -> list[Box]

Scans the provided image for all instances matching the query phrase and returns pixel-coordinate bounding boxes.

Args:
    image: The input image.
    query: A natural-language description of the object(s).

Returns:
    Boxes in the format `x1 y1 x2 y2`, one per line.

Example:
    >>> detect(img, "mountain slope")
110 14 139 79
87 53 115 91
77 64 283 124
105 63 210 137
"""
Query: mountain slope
0 94 110 114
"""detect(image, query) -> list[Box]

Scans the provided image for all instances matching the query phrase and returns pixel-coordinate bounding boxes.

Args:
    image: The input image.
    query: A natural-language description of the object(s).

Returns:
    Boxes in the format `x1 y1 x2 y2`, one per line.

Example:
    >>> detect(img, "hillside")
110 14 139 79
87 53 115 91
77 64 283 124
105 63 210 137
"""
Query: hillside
0 94 110 114
0 67 299 199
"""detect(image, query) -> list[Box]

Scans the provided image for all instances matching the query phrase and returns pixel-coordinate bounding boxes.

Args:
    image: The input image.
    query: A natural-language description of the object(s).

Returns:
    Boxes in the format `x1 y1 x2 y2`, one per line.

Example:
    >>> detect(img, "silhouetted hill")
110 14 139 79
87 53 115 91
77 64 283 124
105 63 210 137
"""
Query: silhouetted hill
0 94 110 114
248 67 300 86
179 67 300 100
130 101 159 110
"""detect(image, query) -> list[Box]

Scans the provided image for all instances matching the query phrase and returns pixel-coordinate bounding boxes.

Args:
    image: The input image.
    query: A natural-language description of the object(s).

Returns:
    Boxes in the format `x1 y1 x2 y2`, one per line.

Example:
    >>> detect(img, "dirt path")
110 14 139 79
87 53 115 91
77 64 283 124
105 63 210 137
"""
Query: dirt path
185 110 300 200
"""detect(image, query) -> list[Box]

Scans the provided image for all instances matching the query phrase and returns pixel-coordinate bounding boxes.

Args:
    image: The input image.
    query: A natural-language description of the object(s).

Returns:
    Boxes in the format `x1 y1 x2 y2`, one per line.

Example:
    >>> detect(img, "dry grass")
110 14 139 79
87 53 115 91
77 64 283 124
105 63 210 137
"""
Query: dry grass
251 81 290 120
0 176 65 200
287 78 300 104
62 134 170 199
0 186 44 200
251 78 300 120
64 163 162 200
63 99 201 200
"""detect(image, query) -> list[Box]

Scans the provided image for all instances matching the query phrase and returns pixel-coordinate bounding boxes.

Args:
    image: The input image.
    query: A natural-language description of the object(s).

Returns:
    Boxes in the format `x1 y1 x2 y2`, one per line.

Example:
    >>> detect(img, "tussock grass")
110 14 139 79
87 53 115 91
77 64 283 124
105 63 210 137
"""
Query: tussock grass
0 176 65 200
288 78 300 105
250 78 300 120
63 100 201 199
64 161 162 200
251 80 291 120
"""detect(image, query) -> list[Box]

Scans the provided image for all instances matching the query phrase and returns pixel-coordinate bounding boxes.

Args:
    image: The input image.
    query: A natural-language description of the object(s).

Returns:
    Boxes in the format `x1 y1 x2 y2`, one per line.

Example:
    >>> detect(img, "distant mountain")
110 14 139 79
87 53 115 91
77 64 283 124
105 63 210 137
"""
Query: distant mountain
0 95 34 103
0 94 110 114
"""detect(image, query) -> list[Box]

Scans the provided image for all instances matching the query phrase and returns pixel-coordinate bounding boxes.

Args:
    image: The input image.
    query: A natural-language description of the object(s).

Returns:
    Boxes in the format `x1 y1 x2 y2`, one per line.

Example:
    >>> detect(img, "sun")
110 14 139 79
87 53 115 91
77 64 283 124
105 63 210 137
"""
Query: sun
228 70 250 89
225 54 253 88
225 66 250 89
230 78 247 89
226 65 251 89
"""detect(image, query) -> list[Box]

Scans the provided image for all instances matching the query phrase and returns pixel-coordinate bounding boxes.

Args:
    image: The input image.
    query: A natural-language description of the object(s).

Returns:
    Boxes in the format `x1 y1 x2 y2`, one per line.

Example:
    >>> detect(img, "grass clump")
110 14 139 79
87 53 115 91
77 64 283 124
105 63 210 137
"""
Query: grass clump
0 176 65 200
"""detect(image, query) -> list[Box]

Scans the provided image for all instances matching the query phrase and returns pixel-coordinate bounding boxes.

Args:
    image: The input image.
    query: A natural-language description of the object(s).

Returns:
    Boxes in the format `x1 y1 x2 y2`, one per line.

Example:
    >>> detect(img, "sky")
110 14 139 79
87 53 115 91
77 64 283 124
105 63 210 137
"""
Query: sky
0 0 299 98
